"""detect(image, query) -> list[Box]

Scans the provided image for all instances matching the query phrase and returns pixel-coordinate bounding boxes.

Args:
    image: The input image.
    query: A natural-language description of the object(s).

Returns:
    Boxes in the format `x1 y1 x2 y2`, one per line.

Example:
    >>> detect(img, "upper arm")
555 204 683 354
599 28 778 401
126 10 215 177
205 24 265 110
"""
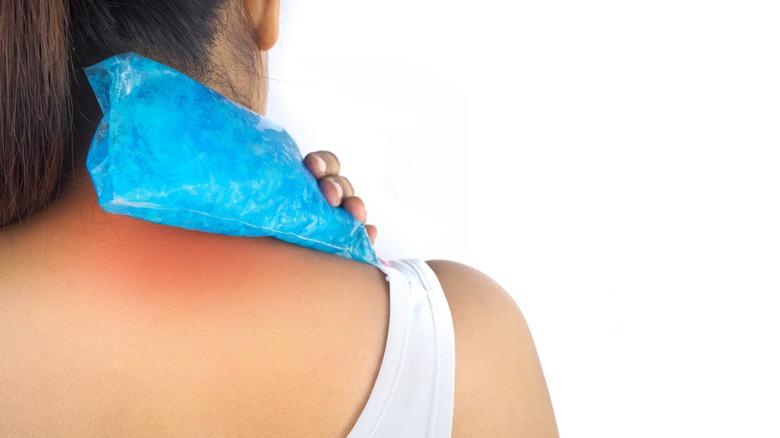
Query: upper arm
426 260 559 438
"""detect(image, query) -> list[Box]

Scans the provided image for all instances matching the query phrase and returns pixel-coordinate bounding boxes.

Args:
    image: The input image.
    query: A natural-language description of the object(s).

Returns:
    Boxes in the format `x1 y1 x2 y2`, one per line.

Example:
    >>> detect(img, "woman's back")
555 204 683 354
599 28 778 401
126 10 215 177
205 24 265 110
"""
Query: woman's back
0 189 557 436
1 217 391 436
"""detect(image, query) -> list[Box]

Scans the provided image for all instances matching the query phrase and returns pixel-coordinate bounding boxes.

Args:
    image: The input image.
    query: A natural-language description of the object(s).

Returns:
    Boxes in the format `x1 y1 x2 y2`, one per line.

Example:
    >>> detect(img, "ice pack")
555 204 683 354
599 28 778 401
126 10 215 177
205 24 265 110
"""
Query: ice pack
84 52 378 266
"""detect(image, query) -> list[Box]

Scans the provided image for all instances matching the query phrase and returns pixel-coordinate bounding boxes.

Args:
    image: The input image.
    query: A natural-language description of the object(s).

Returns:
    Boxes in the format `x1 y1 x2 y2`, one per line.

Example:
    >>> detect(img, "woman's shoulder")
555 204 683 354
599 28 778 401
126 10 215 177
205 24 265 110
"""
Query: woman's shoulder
426 260 559 437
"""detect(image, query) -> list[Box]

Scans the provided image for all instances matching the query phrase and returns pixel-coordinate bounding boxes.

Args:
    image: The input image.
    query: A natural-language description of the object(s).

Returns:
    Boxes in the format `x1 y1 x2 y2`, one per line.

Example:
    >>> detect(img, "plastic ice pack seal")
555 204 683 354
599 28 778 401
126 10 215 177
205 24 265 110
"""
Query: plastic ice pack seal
84 52 379 266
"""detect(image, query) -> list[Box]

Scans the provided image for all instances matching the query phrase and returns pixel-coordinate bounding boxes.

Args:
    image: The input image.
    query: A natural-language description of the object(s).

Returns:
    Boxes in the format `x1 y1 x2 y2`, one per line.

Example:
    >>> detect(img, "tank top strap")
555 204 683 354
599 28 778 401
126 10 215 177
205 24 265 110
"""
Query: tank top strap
347 259 456 437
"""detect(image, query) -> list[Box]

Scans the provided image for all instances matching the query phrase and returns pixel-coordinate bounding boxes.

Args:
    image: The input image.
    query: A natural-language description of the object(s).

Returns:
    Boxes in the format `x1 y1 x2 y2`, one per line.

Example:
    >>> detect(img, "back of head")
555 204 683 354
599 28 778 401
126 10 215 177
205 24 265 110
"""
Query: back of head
0 0 258 230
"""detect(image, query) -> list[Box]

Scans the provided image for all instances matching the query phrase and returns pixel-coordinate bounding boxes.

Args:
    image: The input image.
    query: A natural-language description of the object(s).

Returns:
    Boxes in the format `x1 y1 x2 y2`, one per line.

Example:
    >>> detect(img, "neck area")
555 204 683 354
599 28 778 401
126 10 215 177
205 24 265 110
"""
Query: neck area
0 164 296 300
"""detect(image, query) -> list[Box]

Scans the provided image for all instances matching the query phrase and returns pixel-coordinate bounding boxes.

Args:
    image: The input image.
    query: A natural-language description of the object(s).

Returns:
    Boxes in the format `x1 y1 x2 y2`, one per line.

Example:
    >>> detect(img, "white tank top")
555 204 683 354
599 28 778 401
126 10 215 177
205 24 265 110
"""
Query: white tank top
346 259 456 438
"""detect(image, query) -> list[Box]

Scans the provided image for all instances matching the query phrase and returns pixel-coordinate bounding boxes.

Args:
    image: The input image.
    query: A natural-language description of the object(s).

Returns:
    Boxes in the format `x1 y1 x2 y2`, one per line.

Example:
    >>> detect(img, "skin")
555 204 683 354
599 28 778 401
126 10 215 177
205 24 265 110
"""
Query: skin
0 0 558 436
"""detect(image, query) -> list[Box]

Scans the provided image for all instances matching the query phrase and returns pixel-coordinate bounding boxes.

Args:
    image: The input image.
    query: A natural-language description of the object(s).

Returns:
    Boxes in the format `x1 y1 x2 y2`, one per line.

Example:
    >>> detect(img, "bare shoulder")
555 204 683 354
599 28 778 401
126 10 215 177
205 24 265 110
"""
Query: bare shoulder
426 260 559 438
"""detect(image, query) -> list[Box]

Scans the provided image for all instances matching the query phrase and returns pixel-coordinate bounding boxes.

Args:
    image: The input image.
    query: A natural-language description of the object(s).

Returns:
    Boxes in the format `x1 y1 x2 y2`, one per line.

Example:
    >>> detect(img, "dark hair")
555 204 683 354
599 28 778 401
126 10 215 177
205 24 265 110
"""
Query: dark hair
1 0 259 229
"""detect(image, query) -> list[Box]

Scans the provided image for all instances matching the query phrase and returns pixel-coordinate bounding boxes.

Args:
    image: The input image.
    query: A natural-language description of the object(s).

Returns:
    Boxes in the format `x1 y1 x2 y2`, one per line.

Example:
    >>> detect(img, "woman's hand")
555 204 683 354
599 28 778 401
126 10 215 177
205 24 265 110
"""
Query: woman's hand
304 151 378 245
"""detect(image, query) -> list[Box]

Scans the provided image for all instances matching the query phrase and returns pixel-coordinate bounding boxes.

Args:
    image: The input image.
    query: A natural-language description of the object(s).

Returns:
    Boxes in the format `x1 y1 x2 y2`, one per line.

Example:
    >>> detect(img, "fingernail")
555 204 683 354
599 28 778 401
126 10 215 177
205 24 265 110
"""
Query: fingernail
330 181 343 206
313 155 327 175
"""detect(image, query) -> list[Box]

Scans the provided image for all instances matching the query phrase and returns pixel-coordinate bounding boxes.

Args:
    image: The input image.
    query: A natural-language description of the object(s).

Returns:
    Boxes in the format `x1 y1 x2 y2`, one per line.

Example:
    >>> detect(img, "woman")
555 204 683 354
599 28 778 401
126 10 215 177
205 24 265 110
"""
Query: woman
0 0 558 436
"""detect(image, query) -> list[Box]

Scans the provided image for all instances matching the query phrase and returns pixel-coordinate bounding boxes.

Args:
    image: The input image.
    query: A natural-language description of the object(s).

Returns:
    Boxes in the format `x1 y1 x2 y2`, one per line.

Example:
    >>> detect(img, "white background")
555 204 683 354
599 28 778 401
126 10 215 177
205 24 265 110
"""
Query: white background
266 1 780 436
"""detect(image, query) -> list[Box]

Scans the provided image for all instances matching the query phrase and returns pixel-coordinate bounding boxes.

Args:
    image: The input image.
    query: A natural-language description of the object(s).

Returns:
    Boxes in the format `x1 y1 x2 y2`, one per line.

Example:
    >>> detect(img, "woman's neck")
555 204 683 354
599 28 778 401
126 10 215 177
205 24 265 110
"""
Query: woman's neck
0 167 303 300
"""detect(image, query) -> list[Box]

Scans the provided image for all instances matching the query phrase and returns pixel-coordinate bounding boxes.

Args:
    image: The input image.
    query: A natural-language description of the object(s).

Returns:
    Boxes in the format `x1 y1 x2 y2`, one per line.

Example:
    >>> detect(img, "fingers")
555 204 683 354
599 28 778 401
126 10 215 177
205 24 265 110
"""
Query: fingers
304 150 377 246
304 151 341 179
319 175 355 207
305 150 351 207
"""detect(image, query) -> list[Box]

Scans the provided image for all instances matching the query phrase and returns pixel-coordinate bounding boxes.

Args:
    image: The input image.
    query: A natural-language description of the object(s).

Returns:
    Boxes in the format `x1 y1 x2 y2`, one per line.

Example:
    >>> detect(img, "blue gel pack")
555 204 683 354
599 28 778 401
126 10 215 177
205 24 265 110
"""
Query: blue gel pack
85 52 378 266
